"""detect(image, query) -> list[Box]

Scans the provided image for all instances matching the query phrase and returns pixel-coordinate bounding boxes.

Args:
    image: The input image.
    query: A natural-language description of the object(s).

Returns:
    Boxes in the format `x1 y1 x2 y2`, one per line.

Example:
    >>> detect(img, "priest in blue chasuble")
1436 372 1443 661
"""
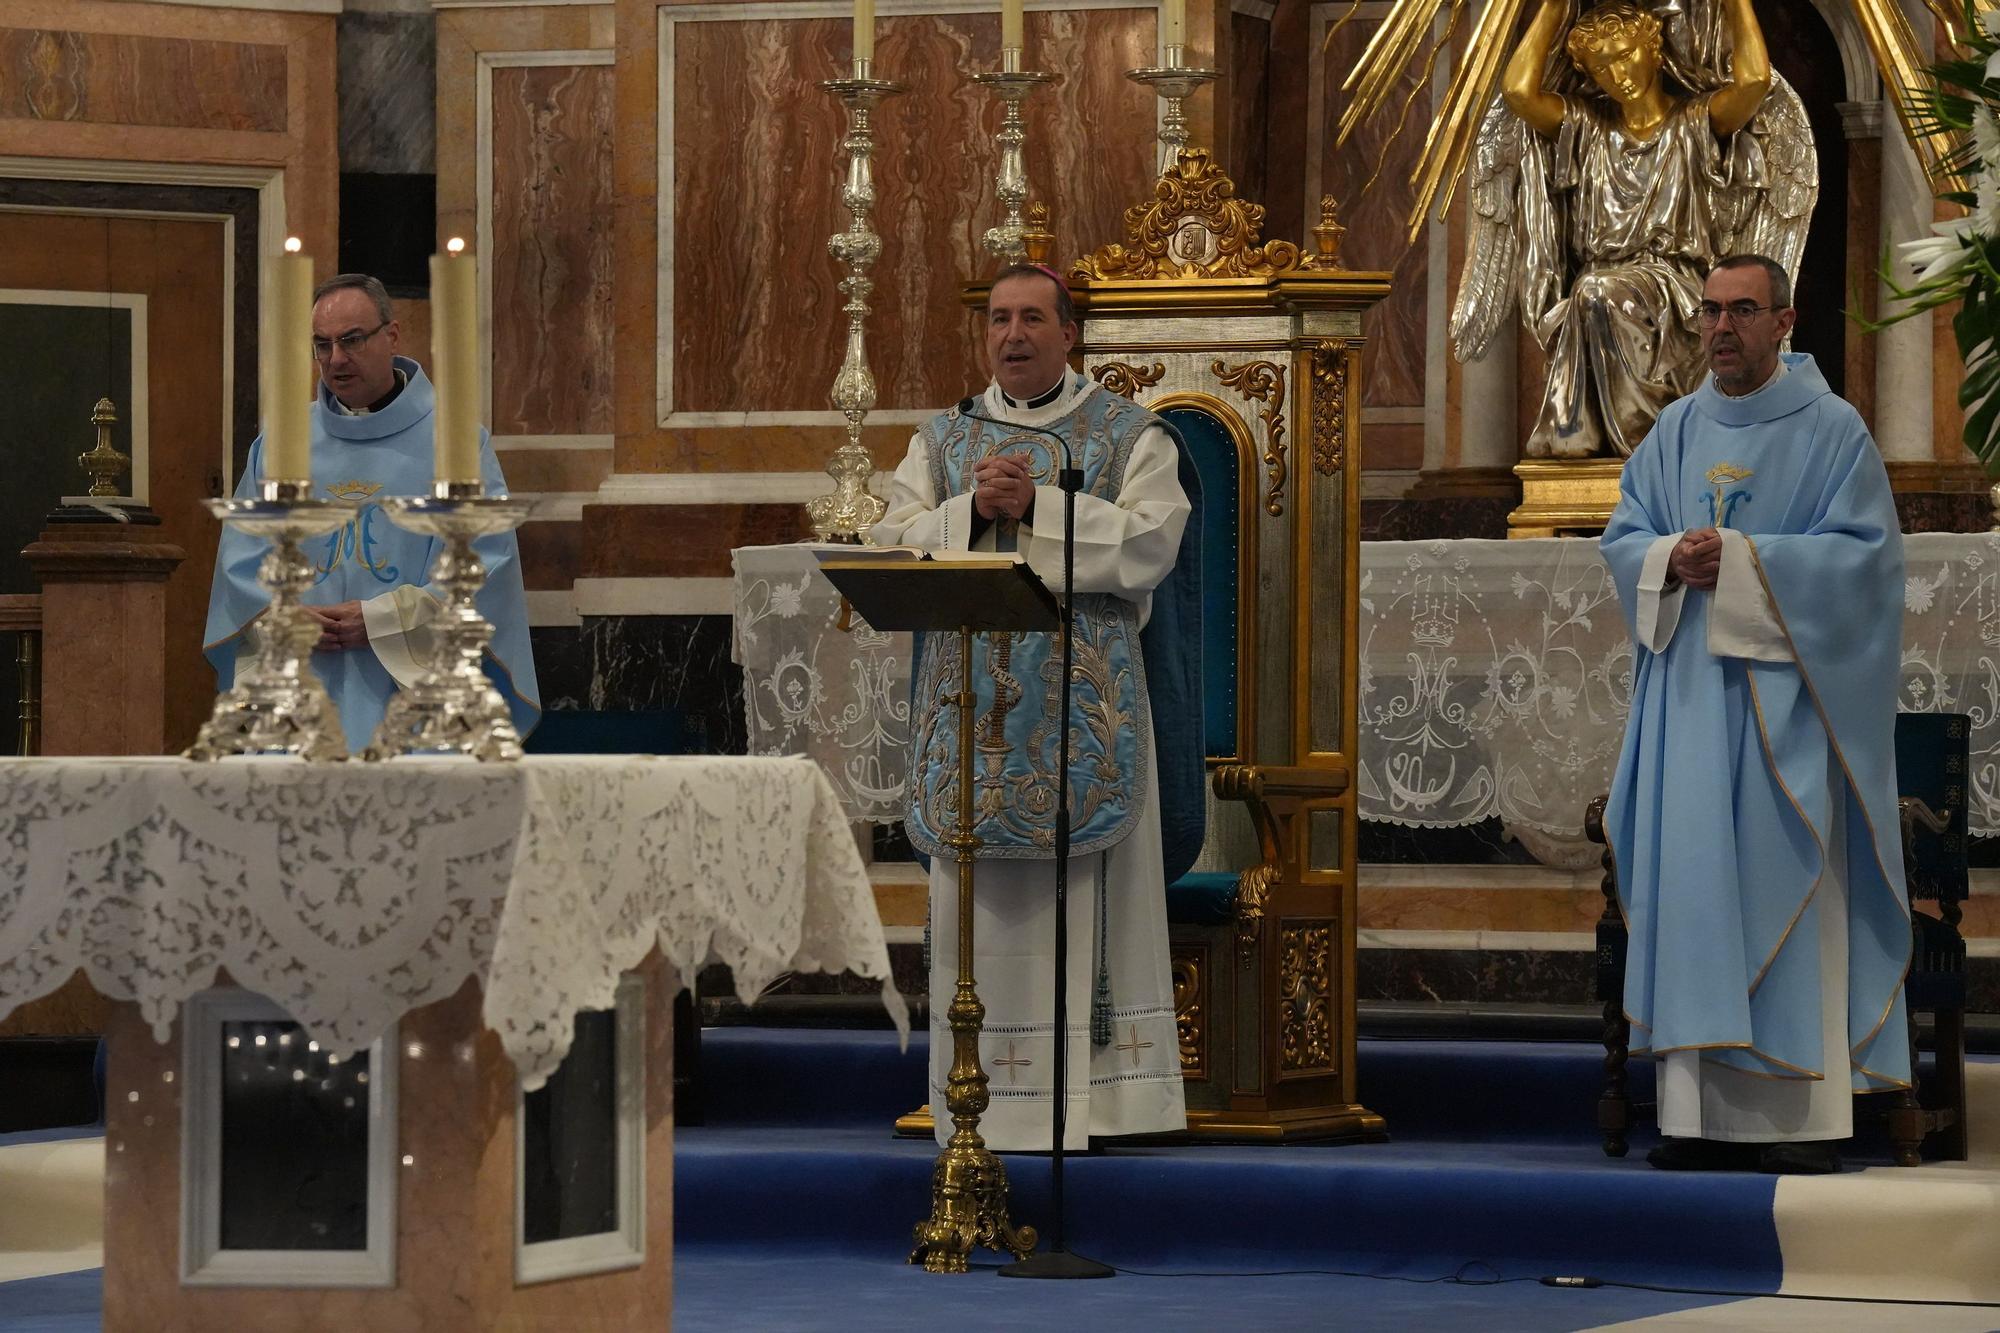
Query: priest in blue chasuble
873 263 1202 1151
1603 255 1910 1174
203 273 539 753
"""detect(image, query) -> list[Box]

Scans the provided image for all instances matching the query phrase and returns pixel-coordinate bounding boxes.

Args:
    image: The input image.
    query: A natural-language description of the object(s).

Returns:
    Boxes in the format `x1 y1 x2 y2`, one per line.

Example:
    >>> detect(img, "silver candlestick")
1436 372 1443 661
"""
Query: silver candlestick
1126 44 1218 174
973 51 1058 264
363 482 533 762
185 481 357 762
807 61 906 544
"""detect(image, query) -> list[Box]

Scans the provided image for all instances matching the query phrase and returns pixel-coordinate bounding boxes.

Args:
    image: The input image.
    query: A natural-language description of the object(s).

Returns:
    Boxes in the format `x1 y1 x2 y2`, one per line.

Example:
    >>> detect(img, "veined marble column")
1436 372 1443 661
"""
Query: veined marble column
1871 0 1935 463
1458 319 1518 470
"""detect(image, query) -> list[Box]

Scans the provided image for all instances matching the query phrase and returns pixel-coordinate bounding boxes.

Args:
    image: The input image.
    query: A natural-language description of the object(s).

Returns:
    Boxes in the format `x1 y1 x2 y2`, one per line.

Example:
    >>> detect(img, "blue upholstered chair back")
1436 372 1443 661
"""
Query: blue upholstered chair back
1159 404 1245 923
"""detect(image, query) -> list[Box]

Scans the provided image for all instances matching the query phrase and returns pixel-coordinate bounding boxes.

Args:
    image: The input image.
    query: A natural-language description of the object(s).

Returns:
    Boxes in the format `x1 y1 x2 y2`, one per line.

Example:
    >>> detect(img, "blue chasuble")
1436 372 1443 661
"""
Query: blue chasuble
202 357 541 753
1602 353 1910 1090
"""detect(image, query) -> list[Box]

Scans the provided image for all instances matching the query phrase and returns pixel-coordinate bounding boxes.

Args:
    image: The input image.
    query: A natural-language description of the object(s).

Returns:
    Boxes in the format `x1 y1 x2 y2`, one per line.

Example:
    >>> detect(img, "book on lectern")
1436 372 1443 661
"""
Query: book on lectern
815 548 1059 635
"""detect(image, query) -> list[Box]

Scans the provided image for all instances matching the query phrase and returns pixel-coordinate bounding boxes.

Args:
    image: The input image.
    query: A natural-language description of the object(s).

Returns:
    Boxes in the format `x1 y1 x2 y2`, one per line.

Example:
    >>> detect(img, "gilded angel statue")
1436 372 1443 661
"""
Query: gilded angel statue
1448 0 1817 457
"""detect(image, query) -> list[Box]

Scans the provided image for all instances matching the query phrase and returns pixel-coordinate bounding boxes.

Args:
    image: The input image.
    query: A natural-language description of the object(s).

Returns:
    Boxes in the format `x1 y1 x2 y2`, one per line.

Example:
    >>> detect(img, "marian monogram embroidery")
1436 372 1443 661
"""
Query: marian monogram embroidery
314 480 401 585
1703 464 1754 528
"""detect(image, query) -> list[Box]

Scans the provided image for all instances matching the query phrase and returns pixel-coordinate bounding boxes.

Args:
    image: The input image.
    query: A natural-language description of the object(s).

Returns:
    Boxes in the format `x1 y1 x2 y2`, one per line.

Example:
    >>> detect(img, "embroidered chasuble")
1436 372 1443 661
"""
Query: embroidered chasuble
875 371 1198 1150
1602 352 1911 1142
203 356 540 753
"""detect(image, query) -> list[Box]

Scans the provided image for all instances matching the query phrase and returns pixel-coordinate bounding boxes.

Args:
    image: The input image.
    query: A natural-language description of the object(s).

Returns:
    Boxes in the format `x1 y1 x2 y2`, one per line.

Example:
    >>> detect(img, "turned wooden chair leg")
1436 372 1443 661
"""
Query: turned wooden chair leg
1936 1003 1969 1161
1599 999 1632 1158
1585 795 1631 1157
1888 1003 1924 1167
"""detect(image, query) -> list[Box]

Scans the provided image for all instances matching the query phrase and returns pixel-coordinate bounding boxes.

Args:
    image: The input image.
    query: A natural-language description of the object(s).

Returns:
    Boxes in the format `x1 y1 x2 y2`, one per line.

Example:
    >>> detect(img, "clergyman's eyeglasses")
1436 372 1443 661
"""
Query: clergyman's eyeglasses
1697 302 1778 327
311 320 390 361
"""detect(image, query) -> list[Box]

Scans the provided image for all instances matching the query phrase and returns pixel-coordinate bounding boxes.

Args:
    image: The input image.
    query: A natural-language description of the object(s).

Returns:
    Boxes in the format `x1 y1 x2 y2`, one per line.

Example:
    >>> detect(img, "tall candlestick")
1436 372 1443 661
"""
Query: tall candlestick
1161 0 1185 50
854 0 875 63
429 238 482 487
1001 0 1023 53
260 237 314 484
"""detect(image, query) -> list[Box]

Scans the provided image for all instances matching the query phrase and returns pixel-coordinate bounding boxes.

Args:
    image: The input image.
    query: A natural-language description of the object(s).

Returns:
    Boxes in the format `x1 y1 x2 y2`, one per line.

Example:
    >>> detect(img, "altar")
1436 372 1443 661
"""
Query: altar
0 754 897 1330
737 533 2000 839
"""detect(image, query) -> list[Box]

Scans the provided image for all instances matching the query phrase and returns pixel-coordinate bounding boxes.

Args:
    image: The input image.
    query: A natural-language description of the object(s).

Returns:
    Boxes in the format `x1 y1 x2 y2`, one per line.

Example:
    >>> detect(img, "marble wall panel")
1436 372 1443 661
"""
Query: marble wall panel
582 614 745 753
1228 10 1270 211
1317 17 1427 411
0 28 286 132
337 11 435 175
516 519 583 591
578 503 808 578
489 62 615 436
668 6 1155 418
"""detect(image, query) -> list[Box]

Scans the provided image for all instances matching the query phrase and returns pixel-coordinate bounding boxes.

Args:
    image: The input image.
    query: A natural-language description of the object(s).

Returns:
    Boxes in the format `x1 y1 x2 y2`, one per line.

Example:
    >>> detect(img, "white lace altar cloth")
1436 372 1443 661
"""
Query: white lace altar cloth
732 536 2000 840
732 544 914 824
0 754 903 1088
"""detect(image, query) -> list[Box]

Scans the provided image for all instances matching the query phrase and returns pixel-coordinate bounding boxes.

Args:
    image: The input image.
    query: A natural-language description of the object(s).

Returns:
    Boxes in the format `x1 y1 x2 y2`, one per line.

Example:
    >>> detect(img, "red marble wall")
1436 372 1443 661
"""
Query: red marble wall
1318 15 1429 424
668 7 1156 418
489 62 616 437
0 27 287 131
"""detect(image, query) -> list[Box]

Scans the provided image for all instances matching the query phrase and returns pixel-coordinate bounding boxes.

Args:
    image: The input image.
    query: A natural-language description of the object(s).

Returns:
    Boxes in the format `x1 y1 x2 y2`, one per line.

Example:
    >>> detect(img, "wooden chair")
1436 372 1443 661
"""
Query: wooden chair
1586 711 1972 1165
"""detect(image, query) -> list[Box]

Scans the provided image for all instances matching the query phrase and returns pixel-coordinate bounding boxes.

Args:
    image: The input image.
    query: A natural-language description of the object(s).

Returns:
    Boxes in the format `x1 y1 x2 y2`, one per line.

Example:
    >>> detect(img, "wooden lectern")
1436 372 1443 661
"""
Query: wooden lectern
816 550 1055 1274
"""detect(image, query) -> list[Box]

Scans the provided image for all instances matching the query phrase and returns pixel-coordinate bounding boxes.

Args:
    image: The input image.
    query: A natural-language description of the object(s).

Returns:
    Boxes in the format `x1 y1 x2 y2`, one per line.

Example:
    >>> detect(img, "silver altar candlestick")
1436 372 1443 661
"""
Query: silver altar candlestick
807 61 906 544
363 482 534 762
185 481 357 762
1126 44 1218 174
973 52 1058 264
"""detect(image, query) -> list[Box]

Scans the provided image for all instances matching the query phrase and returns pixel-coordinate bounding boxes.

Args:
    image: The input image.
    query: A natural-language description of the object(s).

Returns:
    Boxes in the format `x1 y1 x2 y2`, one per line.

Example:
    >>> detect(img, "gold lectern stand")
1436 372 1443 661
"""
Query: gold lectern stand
817 551 1058 1273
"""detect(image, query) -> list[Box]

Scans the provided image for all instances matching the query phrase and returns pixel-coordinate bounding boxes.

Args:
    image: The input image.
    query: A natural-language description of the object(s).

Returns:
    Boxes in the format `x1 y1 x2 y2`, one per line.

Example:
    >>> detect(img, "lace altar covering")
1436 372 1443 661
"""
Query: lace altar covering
734 536 2000 840
732 544 914 823
0 754 902 1088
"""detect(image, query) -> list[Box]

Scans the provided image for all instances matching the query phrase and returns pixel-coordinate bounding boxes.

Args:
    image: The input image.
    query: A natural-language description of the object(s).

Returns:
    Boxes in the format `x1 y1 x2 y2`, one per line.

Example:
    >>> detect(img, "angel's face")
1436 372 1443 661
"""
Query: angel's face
1577 34 1662 106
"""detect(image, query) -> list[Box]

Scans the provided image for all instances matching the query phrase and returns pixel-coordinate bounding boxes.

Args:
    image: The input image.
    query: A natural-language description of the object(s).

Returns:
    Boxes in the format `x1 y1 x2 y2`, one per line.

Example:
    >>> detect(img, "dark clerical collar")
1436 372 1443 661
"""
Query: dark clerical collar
1001 376 1067 411
334 367 408 417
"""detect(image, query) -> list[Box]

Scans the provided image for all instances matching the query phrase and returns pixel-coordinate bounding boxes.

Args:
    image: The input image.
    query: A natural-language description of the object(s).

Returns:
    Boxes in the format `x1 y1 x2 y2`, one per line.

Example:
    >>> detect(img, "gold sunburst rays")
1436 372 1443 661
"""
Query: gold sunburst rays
1852 0 1971 191
1329 0 1531 245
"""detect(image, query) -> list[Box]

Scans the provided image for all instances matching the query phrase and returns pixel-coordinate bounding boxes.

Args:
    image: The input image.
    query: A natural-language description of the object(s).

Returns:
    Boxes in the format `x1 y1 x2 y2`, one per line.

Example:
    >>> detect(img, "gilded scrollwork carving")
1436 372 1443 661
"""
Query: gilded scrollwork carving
1235 862 1275 958
1171 948 1205 1076
1090 361 1166 400
1213 358 1288 516
1279 923 1335 1073
1309 340 1350 476
1071 148 1302 281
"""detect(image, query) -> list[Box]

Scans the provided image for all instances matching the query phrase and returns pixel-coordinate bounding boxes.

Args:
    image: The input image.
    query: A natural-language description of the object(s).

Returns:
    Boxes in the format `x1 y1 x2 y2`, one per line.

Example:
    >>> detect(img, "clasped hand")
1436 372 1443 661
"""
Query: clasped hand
972 453 1036 524
1668 527 1722 591
307 600 368 653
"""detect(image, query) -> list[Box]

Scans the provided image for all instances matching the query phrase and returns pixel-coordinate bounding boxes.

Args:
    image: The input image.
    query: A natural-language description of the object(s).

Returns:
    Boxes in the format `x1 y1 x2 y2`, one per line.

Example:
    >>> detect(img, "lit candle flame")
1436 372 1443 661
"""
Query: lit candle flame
446 237 466 256
283 236 302 254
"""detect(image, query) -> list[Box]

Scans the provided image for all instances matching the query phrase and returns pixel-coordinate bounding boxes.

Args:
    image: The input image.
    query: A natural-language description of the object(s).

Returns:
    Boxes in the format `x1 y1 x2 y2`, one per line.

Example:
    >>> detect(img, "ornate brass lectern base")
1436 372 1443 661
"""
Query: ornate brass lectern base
908 628 1037 1273
1507 458 1625 538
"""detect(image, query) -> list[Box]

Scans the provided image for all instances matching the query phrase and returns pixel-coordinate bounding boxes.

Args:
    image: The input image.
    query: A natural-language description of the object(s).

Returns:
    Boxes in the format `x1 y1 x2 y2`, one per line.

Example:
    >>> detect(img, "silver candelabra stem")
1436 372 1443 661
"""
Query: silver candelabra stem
1126 44 1217 174
973 54 1058 264
185 482 357 762
807 62 906 544
363 482 534 762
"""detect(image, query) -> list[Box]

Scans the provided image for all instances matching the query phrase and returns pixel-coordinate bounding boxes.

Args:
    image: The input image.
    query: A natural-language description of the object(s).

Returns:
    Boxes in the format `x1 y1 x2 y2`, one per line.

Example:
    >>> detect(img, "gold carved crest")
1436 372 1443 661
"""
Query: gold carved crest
1071 148 1302 281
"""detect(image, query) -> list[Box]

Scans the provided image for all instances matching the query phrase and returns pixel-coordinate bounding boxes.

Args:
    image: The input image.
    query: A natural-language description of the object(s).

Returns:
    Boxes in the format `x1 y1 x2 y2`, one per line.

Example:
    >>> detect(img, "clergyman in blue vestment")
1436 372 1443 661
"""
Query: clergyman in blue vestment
203 273 539 753
1602 255 1910 1175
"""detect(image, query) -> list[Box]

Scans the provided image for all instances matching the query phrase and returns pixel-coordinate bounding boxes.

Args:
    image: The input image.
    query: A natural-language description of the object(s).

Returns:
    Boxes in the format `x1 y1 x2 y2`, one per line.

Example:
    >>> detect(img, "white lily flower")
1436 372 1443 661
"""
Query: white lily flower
1901 222 1975 283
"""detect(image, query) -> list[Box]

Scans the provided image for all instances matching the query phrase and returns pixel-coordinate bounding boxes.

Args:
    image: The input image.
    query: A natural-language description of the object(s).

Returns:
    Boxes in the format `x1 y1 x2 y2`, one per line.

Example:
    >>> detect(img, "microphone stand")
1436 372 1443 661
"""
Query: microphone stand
956 393 1112 1281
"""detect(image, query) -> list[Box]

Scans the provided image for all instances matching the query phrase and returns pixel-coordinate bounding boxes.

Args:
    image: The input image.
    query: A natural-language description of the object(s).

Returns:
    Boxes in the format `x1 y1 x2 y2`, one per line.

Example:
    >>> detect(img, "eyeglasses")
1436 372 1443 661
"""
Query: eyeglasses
311 320 389 361
1697 302 1780 327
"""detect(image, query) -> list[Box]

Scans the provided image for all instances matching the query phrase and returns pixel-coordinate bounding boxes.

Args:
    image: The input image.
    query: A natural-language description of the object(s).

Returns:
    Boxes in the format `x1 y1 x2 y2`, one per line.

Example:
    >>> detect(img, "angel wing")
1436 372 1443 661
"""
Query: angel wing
1450 99 1524 361
1717 73 1818 286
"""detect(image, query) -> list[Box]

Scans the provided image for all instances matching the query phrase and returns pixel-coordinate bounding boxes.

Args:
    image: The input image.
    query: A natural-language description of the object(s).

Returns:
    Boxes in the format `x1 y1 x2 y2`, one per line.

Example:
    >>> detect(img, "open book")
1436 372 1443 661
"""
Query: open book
814 546 1023 567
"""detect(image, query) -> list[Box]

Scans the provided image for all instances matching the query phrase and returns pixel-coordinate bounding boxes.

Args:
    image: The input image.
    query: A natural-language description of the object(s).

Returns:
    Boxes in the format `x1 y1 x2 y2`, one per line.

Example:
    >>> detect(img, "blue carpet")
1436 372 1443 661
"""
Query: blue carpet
0 1272 100 1333
0 1127 100 1150
681 1030 1783 1295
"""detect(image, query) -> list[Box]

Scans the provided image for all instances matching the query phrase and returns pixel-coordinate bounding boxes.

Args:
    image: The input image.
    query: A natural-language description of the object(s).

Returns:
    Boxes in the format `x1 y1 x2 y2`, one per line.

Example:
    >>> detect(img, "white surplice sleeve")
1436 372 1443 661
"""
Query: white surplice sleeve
872 432 977 552
1634 534 1687 652
1708 529 1789 662
1019 424 1190 620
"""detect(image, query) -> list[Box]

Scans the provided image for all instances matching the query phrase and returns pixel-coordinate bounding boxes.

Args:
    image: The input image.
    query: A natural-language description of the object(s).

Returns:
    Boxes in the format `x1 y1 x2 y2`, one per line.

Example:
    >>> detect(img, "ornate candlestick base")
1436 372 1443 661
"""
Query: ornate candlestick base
1126 47 1218 172
185 486 357 762
807 69 907 544
971 67 1058 264
363 487 533 762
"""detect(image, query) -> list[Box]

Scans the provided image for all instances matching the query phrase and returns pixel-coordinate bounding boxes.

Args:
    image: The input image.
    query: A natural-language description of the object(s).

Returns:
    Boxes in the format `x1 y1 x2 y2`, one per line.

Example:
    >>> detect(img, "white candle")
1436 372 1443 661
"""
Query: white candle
1162 0 1185 50
854 0 875 63
429 238 482 487
1001 0 1023 53
260 237 313 484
